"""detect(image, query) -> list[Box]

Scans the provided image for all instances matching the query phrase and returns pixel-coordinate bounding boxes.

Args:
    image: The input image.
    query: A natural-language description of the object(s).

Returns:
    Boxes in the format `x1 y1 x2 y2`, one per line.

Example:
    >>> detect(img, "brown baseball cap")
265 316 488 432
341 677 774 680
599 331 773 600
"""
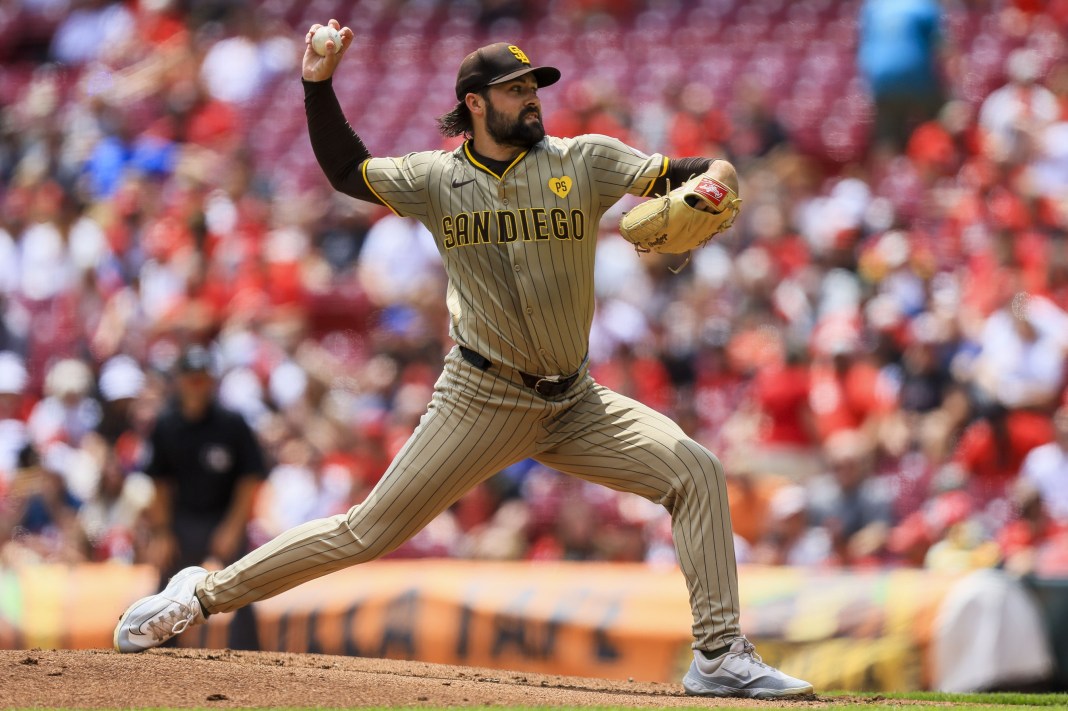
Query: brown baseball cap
454 42 561 101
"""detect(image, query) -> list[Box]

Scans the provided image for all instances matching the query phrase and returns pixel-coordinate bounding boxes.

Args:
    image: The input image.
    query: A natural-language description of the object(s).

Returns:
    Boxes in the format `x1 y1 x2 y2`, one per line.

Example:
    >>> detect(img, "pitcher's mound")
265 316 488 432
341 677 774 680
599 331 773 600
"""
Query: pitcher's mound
2 648 827 708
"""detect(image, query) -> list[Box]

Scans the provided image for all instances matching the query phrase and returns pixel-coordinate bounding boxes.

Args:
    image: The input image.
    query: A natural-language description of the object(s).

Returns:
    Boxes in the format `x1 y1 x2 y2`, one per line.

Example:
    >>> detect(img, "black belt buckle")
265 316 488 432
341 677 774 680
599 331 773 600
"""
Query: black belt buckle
461 345 579 397
532 374 575 397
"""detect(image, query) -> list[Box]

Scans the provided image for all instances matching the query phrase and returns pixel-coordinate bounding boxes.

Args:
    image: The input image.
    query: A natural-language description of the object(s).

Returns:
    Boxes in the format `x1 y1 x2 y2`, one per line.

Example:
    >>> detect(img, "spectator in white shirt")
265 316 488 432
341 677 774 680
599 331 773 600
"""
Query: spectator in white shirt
0 353 29 483
27 359 101 449
356 214 444 307
979 49 1060 160
1020 406 1068 523
971 294 1066 410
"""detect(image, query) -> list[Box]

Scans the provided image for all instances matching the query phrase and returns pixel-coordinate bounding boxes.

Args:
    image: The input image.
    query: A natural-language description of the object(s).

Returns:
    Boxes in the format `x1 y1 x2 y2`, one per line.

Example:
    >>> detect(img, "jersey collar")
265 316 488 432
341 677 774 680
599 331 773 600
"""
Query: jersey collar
462 140 530 181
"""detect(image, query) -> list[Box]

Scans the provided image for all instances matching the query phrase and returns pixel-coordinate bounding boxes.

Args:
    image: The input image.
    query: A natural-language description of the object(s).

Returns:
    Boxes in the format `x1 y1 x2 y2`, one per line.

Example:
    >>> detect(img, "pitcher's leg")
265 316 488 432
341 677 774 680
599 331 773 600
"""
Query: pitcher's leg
536 383 740 651
199 363 541 613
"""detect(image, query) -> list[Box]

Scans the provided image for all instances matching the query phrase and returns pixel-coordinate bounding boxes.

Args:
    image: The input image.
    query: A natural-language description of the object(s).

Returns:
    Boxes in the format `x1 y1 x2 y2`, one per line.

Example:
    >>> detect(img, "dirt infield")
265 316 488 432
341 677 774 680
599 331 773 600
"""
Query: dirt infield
0 648 838 708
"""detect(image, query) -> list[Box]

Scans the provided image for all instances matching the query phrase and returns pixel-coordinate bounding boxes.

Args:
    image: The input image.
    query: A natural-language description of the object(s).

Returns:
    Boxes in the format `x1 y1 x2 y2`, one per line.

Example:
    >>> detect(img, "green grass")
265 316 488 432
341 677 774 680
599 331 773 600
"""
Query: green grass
822 691 1068 706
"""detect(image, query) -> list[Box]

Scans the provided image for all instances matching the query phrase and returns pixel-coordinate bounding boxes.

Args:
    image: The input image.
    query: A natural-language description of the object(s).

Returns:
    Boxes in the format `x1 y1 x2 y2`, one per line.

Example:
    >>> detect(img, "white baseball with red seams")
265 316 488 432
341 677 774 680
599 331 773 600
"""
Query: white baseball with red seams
311 26 341 56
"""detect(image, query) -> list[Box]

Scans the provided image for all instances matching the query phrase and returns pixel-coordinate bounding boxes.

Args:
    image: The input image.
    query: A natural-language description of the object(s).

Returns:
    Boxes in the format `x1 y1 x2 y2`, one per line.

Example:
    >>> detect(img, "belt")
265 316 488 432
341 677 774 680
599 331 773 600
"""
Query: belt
459 346 582 398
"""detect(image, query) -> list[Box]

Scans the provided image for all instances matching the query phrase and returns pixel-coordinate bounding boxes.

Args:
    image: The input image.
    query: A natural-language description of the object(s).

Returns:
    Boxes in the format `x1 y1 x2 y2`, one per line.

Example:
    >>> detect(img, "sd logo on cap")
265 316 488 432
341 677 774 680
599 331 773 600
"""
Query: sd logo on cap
454 42 561 100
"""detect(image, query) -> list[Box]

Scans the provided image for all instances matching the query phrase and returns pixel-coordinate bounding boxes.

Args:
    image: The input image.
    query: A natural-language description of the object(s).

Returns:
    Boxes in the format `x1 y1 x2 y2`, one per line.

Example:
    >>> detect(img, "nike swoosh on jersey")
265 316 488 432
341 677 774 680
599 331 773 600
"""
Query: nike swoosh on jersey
451 178 476 188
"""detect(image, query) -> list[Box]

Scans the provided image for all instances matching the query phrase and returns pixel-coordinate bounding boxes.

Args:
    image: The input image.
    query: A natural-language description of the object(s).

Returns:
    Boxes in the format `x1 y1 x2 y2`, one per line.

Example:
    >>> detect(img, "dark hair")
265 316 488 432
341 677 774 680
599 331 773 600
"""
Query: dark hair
437 100 472 138
17 443 40 470
436 89 489 138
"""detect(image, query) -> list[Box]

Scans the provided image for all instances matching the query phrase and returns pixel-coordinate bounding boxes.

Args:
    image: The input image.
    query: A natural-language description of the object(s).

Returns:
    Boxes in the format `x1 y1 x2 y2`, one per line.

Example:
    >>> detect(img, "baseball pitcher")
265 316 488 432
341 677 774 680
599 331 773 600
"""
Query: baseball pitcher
114 20 812 699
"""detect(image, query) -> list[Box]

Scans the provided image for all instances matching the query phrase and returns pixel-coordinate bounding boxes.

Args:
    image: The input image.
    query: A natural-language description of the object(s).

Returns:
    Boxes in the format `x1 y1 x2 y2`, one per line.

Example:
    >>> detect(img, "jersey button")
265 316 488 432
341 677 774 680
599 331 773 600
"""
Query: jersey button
513 264 521 272
525 307 533 315
503 199 509 205
539 349 547 356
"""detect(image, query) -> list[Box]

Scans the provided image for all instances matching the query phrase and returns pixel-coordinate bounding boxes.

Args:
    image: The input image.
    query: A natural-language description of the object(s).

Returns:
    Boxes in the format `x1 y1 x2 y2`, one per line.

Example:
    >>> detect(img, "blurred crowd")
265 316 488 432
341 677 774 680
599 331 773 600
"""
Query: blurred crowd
1 0 1067 579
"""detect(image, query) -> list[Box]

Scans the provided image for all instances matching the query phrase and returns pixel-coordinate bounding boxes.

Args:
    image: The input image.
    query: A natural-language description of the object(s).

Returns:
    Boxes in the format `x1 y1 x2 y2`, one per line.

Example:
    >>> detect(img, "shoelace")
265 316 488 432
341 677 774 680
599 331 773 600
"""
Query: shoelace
731 636 772 669
146 602 198 642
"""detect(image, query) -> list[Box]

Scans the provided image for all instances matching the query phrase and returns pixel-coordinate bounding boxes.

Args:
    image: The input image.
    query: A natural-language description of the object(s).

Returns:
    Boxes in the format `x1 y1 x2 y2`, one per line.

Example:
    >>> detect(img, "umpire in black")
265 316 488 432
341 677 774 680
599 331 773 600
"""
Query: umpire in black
145 345 266 649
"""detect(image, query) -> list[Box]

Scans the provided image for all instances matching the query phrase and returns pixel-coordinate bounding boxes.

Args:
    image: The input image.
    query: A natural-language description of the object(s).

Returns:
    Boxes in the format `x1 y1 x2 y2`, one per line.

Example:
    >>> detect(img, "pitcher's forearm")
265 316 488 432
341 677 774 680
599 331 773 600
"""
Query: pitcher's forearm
303 78 382 203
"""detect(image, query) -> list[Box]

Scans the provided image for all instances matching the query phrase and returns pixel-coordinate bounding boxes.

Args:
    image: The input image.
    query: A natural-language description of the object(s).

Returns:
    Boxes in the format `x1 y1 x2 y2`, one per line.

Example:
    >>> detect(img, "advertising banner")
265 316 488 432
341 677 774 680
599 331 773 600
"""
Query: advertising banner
0 561 966 689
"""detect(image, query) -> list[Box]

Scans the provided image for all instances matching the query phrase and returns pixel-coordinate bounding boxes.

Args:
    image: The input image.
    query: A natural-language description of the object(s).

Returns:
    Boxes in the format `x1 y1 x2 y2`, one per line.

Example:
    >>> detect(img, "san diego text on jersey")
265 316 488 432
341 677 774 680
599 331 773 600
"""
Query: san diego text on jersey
440 207 586 250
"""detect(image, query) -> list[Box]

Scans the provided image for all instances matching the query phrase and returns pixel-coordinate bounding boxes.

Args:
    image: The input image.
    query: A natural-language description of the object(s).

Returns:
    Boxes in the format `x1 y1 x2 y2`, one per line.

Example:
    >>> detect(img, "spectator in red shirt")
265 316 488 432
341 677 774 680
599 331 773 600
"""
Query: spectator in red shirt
999 479 1068 574
592 343 674 416
747 346 820 479
953 406 1056 504
808 342 897 446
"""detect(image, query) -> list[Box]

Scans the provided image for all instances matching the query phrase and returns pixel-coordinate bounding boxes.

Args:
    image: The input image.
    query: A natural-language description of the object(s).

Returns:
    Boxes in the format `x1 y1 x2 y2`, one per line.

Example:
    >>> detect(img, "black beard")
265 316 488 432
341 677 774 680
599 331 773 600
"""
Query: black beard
485 99 545 148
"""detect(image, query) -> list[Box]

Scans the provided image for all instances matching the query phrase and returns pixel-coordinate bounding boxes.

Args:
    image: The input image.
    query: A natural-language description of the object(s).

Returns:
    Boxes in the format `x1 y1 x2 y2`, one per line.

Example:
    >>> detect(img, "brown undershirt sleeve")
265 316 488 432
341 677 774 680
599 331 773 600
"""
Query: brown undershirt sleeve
648 157 716 196
303 77 382 205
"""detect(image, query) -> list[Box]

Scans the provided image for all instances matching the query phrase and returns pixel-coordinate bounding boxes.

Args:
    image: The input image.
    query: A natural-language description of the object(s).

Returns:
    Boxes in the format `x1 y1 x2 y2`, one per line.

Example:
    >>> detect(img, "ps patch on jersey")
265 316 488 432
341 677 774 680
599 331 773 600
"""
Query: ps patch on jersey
548 176 572 198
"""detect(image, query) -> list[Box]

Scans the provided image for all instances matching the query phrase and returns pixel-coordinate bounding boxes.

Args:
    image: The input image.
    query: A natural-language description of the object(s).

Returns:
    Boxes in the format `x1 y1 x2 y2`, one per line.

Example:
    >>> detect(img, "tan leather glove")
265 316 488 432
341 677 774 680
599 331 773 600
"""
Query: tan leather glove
619 173 742 255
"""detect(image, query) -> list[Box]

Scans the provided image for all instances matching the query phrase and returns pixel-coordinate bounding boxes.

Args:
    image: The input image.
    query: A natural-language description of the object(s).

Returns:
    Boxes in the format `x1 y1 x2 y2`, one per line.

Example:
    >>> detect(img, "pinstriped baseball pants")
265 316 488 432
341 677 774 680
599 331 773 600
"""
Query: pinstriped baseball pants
198 346 741 651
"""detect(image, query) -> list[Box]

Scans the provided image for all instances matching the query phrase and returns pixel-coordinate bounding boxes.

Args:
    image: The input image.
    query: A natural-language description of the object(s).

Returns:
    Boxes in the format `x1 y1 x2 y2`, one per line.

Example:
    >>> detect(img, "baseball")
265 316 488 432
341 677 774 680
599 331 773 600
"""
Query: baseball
311 26 341 56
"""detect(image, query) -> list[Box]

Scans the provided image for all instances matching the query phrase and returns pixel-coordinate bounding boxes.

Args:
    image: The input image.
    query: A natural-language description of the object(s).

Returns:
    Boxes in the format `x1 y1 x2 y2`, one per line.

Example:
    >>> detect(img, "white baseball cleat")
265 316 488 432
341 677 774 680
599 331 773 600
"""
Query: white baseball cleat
682 636 814 699
113 566 208 653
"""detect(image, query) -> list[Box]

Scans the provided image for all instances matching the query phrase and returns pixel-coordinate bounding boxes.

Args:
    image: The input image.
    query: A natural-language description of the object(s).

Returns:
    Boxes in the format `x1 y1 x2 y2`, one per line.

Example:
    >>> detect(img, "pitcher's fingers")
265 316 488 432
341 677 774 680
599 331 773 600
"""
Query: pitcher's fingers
337 27 354 54
328 18 341 30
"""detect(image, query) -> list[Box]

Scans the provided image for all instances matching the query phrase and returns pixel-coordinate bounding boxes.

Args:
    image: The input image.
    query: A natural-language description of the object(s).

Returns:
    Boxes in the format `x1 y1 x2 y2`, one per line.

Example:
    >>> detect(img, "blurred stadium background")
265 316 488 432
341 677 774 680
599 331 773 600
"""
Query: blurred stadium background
1 0 1067 695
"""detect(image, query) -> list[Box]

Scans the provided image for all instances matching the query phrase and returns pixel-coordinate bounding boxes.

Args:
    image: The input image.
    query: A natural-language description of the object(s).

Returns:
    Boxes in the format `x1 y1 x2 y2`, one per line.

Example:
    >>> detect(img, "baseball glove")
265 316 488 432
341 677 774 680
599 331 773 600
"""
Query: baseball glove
619 173 742 256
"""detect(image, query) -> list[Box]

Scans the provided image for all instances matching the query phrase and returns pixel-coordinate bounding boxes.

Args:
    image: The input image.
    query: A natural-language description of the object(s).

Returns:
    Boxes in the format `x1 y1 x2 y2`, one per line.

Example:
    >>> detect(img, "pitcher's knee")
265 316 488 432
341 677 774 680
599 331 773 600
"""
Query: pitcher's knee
342 502 423 562
672 441 727 496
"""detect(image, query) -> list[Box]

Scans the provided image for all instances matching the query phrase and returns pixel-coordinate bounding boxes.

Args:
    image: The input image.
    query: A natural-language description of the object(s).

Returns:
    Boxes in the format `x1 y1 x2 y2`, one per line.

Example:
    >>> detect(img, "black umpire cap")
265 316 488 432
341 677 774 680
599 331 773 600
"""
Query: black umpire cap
454 42 561 101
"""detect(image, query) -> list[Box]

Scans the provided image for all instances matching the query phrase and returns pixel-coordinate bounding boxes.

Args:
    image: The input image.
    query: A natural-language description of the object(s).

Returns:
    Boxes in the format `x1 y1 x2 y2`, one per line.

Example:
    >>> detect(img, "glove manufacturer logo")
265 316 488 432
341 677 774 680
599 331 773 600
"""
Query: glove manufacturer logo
548 176 572 198
508 45 531 65
693 177 728 207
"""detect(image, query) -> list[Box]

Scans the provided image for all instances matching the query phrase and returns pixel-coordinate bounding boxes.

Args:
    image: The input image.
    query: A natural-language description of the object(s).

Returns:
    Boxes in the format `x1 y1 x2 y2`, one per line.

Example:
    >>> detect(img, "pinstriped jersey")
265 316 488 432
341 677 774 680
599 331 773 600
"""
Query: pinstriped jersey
362 134 667 376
